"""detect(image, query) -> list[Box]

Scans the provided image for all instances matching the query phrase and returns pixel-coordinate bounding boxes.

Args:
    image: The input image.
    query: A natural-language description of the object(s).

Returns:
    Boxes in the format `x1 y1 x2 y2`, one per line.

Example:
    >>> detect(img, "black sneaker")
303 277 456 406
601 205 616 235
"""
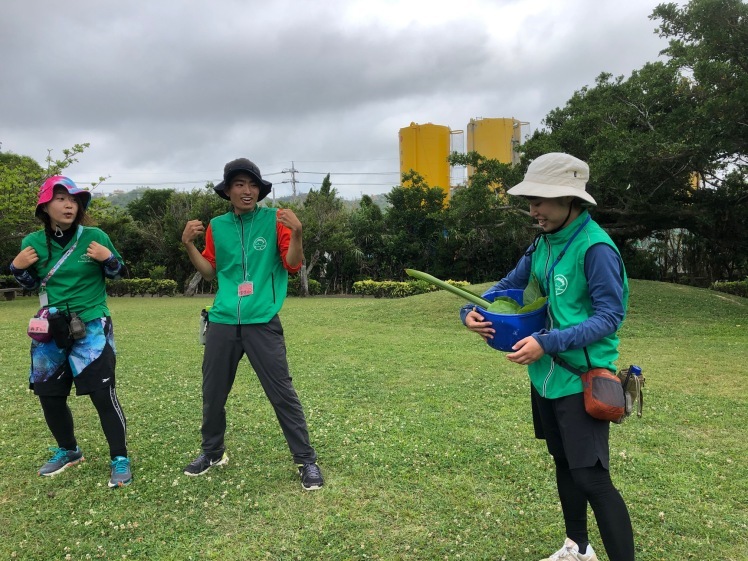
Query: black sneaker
183 451 228 476
298 462 324 490
38 446 84 476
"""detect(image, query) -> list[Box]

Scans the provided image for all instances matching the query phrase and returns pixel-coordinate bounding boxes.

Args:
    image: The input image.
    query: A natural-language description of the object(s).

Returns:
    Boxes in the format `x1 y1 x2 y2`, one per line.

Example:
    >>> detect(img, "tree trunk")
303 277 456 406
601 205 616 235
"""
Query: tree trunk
300 249 320 297
184 271 203 296
299 256 309 297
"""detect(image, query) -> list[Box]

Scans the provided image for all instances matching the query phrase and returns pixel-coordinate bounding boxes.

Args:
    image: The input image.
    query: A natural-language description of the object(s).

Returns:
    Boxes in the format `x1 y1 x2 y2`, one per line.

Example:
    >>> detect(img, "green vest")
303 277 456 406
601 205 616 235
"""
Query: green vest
208 208 289 325
22 226 121 323
528 211 629 398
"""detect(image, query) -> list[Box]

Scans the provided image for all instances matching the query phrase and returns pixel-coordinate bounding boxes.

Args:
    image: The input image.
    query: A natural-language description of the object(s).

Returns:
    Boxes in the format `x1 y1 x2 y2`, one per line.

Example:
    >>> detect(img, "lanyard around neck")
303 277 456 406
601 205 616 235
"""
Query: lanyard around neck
544 214 591 293
41 225 84 287
233 211 257 281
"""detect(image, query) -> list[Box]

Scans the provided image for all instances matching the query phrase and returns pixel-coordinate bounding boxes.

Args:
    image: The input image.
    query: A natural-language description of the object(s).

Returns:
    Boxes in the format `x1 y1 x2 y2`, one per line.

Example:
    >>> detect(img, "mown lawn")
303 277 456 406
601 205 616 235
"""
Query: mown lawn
0 280 746 560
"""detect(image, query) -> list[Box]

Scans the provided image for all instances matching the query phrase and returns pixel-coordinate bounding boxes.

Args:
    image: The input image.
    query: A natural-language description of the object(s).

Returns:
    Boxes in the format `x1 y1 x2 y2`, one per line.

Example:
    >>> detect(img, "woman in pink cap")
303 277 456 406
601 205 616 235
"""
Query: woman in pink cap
10 176 132 488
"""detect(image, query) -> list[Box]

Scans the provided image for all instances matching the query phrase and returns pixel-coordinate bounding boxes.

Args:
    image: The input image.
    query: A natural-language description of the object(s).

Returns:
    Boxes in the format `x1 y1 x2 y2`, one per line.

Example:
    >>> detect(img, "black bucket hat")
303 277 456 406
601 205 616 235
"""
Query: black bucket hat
214 158 273 201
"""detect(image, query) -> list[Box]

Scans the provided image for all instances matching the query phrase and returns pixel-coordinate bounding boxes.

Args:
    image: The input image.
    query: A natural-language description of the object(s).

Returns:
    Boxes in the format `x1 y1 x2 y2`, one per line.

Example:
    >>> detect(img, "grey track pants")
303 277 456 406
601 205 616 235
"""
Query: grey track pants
200 315 317 464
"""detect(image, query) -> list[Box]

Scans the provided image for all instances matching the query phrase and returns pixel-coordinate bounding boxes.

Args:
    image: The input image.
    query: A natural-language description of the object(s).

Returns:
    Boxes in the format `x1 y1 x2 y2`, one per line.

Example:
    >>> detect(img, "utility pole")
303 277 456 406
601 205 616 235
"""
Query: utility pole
282 161 298 202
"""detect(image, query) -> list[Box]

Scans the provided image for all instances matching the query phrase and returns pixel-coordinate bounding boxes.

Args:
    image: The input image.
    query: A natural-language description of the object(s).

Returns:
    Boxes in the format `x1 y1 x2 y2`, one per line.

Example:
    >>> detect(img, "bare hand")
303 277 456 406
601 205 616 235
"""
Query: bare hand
182 220 205 244
86 241 113 262
12 247 39 270
506 336 545 365
276 208 302 233
465 308 495 341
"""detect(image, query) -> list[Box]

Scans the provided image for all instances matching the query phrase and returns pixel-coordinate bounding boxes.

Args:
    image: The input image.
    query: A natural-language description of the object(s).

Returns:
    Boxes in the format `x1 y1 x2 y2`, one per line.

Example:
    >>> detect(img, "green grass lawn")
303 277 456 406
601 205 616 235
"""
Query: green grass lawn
0 280 746 561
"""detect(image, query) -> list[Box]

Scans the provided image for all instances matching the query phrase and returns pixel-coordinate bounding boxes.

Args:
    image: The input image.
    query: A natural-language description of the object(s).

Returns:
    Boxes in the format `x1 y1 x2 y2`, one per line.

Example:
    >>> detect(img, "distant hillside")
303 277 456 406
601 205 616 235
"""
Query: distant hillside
96 187 173 208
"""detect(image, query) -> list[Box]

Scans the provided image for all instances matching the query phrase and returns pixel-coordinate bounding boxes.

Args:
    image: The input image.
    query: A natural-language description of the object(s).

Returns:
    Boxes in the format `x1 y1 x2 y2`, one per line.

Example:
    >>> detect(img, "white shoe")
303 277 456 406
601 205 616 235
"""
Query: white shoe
540 538 598 561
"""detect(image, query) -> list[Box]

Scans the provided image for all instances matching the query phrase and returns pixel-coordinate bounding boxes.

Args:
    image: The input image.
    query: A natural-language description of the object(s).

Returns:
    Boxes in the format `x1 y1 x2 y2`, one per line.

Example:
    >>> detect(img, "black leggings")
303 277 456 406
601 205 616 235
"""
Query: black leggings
39 386 127 460
555 457 634 561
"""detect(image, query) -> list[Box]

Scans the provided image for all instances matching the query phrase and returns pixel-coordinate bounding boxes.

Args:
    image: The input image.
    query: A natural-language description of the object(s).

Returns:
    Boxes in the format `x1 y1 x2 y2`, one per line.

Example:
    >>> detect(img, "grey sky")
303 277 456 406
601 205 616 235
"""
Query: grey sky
1 0 676 199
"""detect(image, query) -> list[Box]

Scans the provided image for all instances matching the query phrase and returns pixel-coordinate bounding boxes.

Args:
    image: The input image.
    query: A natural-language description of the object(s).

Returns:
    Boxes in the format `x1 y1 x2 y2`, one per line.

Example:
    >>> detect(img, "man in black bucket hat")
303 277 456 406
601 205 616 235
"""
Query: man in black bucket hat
460 153 634 561
213 158 273 202
181 158 323 491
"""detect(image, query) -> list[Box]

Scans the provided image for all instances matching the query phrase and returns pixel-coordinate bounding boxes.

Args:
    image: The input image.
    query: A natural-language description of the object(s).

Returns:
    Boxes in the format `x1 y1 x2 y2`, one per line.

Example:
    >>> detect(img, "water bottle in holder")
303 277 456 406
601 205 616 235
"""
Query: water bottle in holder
198 305 212 345
619 365 644 419
68 312 86 340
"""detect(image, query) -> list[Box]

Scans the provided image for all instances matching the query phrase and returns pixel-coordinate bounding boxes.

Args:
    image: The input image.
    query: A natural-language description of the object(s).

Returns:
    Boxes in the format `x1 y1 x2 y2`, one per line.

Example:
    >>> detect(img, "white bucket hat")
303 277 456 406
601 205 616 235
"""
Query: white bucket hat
507 152 596 205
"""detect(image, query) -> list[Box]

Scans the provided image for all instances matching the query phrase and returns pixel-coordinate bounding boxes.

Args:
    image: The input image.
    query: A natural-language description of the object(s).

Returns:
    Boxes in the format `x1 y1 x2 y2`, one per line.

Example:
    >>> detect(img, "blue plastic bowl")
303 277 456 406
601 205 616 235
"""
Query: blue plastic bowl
475 289 548 352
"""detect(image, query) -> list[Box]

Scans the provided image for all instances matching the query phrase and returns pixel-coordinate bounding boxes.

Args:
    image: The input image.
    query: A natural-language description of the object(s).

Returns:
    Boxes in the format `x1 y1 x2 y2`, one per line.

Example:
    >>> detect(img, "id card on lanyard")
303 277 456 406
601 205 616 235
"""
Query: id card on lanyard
39 225 83 307
234 212 257 298
238 281 254 296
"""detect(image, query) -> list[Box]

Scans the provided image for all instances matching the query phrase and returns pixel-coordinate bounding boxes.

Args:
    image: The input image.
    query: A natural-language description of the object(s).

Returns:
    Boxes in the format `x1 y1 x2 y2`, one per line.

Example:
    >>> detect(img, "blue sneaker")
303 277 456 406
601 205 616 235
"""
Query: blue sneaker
108 456 133 488
38 446 84 476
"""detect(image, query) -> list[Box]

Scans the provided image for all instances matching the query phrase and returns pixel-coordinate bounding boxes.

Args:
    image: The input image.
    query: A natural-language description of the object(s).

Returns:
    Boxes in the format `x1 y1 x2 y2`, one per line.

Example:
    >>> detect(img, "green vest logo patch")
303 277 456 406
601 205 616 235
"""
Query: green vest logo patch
554 274 568 295
253 237 268 251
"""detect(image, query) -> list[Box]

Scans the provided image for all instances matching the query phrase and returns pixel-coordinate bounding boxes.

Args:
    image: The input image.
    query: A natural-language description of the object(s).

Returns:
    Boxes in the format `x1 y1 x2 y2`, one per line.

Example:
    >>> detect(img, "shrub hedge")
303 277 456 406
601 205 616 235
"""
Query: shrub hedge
710 279 748 299
287 276 322 296
352 278 469 298
106 279 178 297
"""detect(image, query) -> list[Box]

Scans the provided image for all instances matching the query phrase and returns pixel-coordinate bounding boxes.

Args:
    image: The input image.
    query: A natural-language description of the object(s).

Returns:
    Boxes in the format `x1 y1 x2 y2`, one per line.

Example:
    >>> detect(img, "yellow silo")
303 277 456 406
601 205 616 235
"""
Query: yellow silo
466 117 523 176
399 122 451 197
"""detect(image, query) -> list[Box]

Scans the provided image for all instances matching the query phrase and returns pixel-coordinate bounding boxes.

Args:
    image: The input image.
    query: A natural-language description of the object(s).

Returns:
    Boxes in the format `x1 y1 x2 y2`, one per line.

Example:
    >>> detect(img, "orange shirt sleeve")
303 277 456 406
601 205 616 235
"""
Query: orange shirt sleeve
200 224 217 269
277 222 302 274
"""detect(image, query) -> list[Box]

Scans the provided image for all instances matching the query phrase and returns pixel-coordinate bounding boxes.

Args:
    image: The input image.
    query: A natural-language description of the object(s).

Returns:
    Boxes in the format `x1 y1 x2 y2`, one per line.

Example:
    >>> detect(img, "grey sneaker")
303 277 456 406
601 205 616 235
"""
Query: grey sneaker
183 452 228 476
38 446 84 476
108 456 133 488
298 462 324 490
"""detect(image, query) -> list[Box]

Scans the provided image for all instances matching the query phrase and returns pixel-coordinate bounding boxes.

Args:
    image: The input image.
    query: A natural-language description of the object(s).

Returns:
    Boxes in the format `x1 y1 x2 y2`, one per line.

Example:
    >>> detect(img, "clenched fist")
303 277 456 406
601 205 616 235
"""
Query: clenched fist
182 220 205 244
12 247 39 270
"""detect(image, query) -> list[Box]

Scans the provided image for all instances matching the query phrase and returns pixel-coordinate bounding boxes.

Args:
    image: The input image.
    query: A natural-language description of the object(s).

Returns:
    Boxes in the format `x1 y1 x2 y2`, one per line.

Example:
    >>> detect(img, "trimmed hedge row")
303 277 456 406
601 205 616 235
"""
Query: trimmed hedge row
710 279 748 299
2 275 180 297
106 279 179 297
352 278 469 298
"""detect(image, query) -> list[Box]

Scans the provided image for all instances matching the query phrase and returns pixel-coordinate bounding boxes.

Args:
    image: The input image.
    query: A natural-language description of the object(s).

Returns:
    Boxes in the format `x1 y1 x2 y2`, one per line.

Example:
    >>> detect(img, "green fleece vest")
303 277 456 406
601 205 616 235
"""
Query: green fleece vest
528 211 629 398
208 208 289 325
21 226 121 323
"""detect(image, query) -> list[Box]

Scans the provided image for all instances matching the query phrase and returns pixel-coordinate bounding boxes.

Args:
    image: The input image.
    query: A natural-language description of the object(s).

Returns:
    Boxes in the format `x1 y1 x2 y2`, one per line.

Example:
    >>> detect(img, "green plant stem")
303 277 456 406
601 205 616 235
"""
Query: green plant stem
405 269 491 308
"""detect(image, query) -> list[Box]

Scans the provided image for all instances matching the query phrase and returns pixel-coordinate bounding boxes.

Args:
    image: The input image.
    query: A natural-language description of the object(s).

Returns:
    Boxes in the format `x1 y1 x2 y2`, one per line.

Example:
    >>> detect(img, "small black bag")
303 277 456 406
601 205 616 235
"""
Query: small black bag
47 308 73 349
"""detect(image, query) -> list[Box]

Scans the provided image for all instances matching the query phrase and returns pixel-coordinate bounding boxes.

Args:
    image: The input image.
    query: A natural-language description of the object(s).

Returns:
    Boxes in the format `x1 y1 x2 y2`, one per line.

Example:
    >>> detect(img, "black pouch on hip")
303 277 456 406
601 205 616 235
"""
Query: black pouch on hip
47 308 72 349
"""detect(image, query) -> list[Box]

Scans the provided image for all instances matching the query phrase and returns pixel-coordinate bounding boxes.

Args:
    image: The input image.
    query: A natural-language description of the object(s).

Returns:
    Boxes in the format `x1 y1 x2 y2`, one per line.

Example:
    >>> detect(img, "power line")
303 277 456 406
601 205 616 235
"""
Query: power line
77 163 403 190
293 171 400 176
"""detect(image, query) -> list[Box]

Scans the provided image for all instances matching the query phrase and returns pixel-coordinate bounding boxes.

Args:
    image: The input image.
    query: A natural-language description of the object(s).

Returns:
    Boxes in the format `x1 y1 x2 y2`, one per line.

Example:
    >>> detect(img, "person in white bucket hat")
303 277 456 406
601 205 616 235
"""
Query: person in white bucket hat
507 152 597 205
460 153 635 561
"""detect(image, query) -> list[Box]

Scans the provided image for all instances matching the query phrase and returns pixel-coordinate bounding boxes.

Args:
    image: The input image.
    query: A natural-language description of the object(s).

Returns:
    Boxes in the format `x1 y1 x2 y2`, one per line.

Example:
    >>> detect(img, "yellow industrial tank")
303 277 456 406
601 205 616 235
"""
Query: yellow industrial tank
466 118 523 176
399 122 451 197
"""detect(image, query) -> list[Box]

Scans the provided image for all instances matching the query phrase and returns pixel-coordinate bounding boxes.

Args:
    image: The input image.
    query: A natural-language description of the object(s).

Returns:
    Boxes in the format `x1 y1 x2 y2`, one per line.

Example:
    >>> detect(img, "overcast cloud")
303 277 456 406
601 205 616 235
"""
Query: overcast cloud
1 0 676 199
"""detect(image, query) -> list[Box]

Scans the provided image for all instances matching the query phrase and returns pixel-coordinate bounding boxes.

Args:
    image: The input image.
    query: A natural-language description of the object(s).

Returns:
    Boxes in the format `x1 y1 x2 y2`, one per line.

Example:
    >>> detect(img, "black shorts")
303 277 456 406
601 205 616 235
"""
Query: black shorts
32 344 116 397
531 384 611 470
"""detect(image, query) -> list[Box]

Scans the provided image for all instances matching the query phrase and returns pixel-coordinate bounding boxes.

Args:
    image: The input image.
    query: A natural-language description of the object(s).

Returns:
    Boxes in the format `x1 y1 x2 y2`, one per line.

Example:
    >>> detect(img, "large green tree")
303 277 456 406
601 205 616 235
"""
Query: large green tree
124 185 229 287
382 172 446 279
652 0 747 164
514 0 747 281
299 174 354 294
444 152 530 283
349 195 386 280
